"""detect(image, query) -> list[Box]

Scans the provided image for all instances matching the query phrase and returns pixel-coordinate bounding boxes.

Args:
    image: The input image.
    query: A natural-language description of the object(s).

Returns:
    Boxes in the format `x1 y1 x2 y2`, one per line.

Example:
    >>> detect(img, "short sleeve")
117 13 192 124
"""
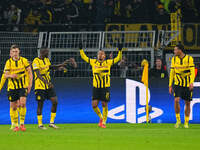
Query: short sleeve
32 59 40 70
22 57 30 68
106 59 114 66
189 56 194 67
89 59 96 65
47 58 51 66
4 60 11 72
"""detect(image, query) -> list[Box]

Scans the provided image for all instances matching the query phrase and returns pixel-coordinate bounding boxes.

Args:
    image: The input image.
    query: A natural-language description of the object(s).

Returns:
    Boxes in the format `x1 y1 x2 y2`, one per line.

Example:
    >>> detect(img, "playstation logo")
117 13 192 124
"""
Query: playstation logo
108 79 163 123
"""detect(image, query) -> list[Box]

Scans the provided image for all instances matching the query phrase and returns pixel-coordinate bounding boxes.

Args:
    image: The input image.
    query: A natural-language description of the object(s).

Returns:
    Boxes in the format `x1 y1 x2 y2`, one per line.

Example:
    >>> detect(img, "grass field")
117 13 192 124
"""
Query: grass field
0 123 200 150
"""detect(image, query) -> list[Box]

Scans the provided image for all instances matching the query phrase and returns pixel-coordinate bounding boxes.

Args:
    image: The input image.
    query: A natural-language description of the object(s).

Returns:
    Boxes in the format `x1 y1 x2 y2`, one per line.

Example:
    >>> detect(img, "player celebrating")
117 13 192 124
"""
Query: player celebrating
169 44 195 128
32 48 77 129
3 45 33 132
80 43 122 128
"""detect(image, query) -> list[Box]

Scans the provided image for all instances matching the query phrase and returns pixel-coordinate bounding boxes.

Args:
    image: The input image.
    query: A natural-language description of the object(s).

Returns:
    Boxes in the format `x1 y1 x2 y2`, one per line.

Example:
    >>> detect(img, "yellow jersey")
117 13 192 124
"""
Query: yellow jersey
0 73 6 91
32 57 51 90
80 49 122 88
169 55 195 87
4 57 30 91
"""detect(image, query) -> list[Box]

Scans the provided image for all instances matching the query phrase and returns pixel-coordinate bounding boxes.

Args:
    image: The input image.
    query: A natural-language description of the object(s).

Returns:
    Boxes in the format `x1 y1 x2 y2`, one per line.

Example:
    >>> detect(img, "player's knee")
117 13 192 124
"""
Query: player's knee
92 103 98 108
37 106 43 115
185 101 190 107
37 110 42 115
20 103 26 108
52 98 58 106
102 102 108 107
174 98 180 103
12 107 18 111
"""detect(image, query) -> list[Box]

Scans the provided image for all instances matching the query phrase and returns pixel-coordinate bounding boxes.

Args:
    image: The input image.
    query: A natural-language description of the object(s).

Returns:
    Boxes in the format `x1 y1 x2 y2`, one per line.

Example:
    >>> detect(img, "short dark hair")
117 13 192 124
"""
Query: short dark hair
10 44 19 50
175 43 184 52
40 47 49 53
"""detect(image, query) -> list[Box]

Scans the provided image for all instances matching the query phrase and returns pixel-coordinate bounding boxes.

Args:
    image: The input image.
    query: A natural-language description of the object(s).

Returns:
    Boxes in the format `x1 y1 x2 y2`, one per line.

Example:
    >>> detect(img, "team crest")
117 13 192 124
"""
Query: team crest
37 95 41 100
9 96 12 101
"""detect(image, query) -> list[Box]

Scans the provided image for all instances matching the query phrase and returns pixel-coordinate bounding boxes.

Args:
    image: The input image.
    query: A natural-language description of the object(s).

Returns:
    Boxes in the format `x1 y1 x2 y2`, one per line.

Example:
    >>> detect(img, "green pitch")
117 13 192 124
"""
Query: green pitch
0 123 200 150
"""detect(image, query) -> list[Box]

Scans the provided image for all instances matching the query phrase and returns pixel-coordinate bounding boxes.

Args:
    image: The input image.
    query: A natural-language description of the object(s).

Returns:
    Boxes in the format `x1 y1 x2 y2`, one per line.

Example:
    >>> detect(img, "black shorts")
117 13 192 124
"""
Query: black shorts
174 85 193 101
7 88 28 102
35 88 57 101
92 87 110 102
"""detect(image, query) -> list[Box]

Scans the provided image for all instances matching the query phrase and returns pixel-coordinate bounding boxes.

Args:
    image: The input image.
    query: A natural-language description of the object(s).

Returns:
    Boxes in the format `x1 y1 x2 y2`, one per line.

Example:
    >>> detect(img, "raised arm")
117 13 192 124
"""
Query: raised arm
109 43 123 65
80 49 90 63
113 50 122 64
79 43 90 63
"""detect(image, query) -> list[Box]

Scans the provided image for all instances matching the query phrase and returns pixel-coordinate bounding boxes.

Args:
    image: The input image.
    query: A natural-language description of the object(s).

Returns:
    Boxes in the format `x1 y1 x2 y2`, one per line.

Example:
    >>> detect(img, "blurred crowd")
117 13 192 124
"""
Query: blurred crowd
0 0 200 32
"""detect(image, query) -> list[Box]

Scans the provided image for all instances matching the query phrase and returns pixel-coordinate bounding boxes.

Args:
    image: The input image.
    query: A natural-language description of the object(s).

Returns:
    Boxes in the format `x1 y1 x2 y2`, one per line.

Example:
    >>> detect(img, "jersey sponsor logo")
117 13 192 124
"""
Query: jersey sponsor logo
108 79 163 123
174 66 190 69
94 65 109 69
9 96 12 101
37 95 41 100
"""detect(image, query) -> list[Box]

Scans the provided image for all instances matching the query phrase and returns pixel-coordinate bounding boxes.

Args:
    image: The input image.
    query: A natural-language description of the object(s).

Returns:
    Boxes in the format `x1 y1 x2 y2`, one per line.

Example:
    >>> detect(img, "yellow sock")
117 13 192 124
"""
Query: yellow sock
176 113 181 122
19 107 26 125
13 109 19 127
37 115 43 126
50 113 56 124
10 108 14 125
103 106 108 125
185 116 189 124
93 107 103 119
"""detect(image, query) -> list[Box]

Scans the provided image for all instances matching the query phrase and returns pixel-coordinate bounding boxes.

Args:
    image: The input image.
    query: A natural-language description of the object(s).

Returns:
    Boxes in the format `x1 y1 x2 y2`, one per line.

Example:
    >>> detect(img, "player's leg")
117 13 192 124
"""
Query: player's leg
10 101 19 131
47 88 58 129
37 100 46 129
9 102 14 129
49 96 58 128
92 100 103 126
174 85 181 128
9 100 19 130
184 100 190 128
8 90 20 131
19 97 27 131
101 101 108 128
92 87 103 126
18 88 28 131
174 97 181 128
35 90 46 129
100 88 110 128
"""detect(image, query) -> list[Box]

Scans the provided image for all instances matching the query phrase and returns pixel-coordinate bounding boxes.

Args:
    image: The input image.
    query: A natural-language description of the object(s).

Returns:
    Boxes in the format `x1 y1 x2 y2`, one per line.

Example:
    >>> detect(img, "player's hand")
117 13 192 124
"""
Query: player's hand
10 74 18 79
69 58 77 68
169 86 173 94
109 52 113 59
63 59 70 65
48 82 54 89
79 43 83 50
27 85 32 94
118 43 123 51
189 83 194 91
